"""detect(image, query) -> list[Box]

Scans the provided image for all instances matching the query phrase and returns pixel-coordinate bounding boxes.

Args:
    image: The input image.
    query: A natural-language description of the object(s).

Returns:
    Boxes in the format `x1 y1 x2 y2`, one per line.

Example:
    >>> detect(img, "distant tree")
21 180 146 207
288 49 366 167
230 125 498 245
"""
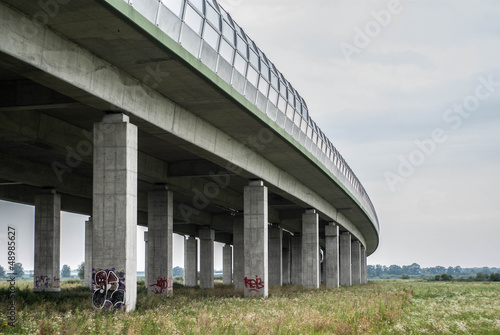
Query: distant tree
388 265 402 276
481 267 492 275
13 263 24 277
367 265 376 277
0 265 5 278
489 273 500 282
476 272 488 281
61 264 71 278
440 273 453 281
454 266 462 276
446 266 455 276
173 266 184 277
77 262 85 280
401 274 410 280
375 264 384 277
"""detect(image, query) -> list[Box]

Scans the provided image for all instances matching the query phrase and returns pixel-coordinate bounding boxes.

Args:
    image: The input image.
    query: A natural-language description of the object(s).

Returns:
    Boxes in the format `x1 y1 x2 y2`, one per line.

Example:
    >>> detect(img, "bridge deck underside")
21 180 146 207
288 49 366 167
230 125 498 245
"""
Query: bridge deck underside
0 0 378 253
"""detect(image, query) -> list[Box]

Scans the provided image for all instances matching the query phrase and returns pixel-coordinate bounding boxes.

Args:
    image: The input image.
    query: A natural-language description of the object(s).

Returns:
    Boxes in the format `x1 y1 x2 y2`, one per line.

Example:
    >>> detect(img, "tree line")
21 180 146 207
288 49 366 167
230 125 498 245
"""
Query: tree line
368 263 500 279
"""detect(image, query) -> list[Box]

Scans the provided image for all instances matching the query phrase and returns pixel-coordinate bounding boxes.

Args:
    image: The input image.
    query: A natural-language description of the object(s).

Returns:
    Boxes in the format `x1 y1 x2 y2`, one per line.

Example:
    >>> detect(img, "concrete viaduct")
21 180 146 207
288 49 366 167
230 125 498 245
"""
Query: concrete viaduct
0 0 379 311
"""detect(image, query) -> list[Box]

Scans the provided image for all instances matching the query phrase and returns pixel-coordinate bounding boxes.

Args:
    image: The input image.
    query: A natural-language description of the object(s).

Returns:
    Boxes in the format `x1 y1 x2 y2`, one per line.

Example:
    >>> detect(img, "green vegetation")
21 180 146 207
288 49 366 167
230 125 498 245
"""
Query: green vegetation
60 265 71 278
1 280 499 334
77 262 85 280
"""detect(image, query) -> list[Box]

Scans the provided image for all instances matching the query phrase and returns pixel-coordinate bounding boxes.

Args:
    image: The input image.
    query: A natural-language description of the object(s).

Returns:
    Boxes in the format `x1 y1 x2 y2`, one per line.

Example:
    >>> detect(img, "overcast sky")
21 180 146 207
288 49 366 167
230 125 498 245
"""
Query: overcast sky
1 0 499 272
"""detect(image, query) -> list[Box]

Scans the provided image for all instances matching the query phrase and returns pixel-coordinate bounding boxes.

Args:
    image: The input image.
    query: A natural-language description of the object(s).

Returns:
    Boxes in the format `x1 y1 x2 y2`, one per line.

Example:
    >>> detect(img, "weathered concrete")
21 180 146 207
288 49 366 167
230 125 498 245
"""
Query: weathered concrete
351 241 362 285
184 236 198 287
290 235 302 285
223 244 233 285
144 231 148 289
321 249 326 284
147 186 173 296
92 113 137 311
340 232 352 287
361 245 367 284
282 231 291 285
325 224 339 288
302 209 320 288
84 219 93 288
244 180 268 297
233 217 244 289
200 228 215 289
33 189 61 294
268 225 283 286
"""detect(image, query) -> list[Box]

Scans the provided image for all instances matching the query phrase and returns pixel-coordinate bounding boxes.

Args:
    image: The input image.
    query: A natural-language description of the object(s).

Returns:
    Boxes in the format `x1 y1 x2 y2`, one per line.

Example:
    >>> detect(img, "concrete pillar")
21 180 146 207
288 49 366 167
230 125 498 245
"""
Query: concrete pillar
92 113 137 311
233 217 244 289
144 231 148 289
84 219 93 289
223 244 233 285
302 209 320 288
339 232 352 286
321 249 326 284
282 231 291 284
146 186 173 296
361 245 367 284
184 236 198 287
268 225 282 286
352 241 362 285
200 228 215 289
33 189 61 294
325 223 339 288
243 180 268 297
290 235 302 285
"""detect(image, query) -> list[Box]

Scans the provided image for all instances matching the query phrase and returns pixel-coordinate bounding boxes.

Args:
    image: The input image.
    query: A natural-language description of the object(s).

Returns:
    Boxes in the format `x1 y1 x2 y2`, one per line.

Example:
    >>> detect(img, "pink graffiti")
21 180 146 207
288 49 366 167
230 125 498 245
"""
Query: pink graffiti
244 275 265 292
149 277 173 295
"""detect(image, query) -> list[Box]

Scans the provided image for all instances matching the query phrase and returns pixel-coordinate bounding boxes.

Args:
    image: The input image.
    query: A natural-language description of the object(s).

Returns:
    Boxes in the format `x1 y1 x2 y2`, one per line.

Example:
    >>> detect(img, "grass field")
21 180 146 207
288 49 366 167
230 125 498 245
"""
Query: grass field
1 279 499 334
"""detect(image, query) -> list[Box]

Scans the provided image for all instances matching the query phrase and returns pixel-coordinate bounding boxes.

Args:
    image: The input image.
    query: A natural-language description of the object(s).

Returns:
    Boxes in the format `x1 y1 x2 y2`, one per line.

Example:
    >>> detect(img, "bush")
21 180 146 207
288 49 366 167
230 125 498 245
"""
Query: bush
401 274 410 280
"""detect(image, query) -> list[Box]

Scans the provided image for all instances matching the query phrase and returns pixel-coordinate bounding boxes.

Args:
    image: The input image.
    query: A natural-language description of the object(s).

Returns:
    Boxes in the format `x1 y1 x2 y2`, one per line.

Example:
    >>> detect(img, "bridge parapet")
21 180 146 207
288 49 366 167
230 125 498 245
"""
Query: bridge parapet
118 0 378 232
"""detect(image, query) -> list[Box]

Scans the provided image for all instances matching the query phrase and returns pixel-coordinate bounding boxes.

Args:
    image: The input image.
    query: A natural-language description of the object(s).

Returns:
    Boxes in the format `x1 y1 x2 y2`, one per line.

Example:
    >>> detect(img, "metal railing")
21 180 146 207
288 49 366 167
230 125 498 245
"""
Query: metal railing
121 0 379 231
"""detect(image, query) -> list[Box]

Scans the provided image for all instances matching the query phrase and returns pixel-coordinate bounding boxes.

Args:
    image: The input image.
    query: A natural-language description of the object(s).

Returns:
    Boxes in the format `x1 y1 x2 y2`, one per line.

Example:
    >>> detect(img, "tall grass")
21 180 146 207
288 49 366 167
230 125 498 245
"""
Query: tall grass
1 279 499 334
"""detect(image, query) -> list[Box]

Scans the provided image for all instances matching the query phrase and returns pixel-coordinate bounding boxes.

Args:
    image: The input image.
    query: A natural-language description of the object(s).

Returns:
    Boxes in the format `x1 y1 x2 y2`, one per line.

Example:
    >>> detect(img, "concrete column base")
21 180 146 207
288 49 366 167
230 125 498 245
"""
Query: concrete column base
340 232 352 287
33 189 61 295
184 236 198 287
233 218 244 290
302 209 319 289
200 228 215 289
92 113 138 311
325 224 339 288
223 244 233 285
243 180 268 297
268 225 282 286
290 235 302 285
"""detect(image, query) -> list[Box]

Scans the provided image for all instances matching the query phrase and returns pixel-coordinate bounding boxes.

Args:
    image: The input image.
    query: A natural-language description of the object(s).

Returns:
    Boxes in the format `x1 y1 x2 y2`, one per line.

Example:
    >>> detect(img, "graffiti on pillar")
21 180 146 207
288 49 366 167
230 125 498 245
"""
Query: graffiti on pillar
52 276 60 289
92 269 125 309
35 276 51 289
149 277 173 295
244 275 265 292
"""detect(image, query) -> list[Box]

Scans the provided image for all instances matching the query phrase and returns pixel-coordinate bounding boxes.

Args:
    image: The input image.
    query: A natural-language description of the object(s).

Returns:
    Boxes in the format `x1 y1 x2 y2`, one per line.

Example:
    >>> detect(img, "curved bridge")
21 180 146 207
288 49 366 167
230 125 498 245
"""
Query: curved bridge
0 0 379 310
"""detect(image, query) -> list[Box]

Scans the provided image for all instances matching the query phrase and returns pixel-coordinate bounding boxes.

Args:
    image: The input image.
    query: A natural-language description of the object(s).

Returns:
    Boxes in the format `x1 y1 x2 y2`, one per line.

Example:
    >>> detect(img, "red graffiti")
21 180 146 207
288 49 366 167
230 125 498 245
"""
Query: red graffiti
35 276 51 289
244 275 265 292
149 277 173 295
